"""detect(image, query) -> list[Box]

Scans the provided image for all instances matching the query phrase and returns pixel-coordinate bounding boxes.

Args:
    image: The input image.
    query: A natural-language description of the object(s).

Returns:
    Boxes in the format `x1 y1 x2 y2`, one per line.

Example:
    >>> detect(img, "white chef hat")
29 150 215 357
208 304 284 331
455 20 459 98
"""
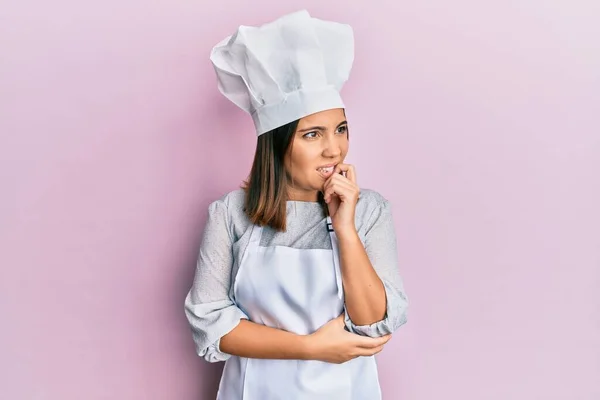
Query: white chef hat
210 10 354 136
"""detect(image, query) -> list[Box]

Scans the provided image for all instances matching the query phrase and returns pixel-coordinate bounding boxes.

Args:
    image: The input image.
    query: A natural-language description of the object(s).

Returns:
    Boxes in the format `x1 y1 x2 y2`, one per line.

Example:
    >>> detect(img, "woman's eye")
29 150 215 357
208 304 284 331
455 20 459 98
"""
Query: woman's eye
337 126 348 134
303 131 318 139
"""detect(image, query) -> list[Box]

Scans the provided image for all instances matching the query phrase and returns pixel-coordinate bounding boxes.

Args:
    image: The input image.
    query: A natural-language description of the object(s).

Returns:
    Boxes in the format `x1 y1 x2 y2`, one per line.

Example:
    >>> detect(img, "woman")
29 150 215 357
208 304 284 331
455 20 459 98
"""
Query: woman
185 10 409 399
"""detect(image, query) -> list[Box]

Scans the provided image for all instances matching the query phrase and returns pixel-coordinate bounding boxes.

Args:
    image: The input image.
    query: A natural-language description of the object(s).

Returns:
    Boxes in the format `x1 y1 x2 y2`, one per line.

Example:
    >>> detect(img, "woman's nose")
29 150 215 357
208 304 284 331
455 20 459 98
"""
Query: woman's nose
322 137 341 158
323 145 341 158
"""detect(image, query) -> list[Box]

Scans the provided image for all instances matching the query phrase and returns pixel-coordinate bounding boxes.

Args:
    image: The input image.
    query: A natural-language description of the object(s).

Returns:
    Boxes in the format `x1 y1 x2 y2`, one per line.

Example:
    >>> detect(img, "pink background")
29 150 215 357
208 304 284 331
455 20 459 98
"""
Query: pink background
1 1 599 399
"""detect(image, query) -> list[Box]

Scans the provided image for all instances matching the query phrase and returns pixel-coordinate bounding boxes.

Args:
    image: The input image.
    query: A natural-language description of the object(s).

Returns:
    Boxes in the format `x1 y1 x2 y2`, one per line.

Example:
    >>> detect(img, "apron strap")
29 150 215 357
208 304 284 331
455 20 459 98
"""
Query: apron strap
239 223 263 266
249 223 263 247
326 216 344 300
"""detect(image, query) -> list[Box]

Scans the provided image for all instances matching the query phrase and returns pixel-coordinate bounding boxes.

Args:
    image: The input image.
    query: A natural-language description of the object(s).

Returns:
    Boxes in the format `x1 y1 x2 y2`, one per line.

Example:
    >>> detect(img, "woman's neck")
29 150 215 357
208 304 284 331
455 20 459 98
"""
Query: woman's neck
287 187 319 202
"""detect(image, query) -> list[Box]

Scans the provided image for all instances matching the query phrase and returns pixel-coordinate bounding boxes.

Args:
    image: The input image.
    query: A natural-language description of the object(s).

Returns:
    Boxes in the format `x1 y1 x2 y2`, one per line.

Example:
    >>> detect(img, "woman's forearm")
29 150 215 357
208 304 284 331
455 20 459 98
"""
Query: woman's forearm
220 319 311 360
337 229 387 326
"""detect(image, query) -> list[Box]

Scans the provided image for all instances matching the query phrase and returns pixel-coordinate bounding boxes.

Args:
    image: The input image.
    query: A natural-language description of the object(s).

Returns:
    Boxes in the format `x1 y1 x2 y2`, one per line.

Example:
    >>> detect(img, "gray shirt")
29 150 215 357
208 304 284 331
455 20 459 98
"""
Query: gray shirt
184 188 409 362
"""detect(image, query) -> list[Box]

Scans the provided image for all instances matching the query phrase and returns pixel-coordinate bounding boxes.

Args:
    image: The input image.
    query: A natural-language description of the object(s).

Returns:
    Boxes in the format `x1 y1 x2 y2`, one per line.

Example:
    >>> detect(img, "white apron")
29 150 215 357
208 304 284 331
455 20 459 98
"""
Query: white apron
216 216 382 400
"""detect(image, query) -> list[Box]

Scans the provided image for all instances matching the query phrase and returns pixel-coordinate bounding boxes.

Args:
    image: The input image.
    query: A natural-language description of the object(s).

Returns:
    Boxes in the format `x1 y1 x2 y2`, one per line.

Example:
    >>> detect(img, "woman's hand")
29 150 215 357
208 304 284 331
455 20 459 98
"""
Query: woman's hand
304 314 391 364
322 163 360 234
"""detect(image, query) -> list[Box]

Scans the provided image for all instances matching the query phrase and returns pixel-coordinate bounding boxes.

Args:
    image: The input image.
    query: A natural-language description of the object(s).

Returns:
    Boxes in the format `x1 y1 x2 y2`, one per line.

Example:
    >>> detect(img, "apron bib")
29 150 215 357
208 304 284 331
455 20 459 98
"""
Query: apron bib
217 216 381 400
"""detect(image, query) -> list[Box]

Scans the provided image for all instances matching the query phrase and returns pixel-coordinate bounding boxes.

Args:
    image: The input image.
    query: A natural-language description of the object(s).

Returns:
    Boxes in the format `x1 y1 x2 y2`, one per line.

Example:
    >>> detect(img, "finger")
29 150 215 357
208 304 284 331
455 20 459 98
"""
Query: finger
346 165 357 184
329 174 357 192
380 335 392 347
327 174 359 198
324 181 358 203
339 164 357 184
333 164 357 184
356 334 392 349
323 170 349 188
322 174 337 195
323 172 356 198
333 163 350 174
354 344 385 357
324 184 351 204
323 186 336 202
370 344 385 355
324 183 345 203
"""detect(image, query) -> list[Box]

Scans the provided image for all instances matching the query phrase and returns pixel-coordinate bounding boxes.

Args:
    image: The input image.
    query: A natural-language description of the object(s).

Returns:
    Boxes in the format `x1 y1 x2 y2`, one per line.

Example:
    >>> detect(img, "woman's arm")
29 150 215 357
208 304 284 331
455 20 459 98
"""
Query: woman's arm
185 194 390 362
337 229 387 326
220 315 392 364
336 193 409 335
219 320 310 360
323 166 408 335
187 196 315 361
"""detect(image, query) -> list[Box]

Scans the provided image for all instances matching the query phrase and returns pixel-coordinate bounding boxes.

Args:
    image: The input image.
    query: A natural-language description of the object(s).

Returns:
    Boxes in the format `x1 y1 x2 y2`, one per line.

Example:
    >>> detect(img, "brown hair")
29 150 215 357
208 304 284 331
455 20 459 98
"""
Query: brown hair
241 119 327 231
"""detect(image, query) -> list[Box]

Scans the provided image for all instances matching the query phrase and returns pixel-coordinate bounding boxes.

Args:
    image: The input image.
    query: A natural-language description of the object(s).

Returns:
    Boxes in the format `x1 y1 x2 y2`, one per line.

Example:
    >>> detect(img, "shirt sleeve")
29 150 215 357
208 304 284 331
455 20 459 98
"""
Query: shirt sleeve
344 197 409 337
184 197 249 362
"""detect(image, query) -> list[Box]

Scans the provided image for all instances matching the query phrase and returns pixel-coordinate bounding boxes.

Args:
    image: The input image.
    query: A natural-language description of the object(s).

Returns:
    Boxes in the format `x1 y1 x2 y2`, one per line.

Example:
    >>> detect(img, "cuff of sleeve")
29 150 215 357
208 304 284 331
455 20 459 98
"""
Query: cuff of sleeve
343 282 408 337
202 340 230 363
343 307 393 337
200 313 249 363
185 296 249 363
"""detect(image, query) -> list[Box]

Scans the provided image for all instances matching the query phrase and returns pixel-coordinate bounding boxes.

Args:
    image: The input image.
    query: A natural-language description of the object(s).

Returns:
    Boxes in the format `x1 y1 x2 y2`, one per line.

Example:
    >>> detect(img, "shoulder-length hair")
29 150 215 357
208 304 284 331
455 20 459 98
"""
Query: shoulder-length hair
241 119 327 232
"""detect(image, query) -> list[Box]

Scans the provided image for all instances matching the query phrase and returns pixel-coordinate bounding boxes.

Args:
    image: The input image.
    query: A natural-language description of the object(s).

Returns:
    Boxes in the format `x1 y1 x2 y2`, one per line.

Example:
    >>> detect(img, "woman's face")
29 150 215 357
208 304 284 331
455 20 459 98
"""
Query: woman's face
285 108 349 201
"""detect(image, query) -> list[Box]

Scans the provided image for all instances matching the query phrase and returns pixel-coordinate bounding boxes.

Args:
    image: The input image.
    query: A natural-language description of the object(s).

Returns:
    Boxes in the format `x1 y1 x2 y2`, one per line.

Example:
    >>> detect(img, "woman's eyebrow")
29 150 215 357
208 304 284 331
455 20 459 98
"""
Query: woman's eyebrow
297 125 326 133
297 120 348 133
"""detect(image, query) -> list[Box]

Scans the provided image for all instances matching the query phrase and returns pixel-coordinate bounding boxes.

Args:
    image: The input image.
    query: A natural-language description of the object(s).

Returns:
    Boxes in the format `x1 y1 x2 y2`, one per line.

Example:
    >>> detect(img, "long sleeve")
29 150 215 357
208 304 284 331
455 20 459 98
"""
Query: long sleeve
344 197 409 337
184 197 248 362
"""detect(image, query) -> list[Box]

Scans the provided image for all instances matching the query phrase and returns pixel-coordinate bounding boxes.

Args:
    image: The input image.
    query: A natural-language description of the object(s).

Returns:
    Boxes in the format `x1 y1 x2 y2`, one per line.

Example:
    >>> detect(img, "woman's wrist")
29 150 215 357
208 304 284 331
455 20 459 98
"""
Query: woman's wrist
298 333 317 360
334 226 360 242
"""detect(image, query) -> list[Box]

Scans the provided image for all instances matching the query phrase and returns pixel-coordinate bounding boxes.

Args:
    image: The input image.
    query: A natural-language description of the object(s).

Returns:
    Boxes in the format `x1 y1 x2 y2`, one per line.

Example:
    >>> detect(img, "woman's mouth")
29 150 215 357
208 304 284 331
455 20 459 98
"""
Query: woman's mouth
317 165 335 179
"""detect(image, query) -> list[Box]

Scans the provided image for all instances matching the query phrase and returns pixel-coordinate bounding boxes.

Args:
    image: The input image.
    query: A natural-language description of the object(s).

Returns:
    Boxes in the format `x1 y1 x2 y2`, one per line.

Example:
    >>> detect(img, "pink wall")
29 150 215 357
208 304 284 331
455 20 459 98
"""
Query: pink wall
1 1 599 399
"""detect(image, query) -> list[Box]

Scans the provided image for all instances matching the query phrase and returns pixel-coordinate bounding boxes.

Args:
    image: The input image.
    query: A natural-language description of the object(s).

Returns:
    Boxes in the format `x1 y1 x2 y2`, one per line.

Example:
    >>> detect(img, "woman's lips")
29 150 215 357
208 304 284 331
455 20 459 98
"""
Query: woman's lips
317 165 335 179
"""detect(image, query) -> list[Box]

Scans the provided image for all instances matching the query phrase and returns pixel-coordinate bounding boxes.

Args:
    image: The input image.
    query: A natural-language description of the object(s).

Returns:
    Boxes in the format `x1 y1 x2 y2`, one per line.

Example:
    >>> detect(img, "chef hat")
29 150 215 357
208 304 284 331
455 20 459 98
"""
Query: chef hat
210 10 354 136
